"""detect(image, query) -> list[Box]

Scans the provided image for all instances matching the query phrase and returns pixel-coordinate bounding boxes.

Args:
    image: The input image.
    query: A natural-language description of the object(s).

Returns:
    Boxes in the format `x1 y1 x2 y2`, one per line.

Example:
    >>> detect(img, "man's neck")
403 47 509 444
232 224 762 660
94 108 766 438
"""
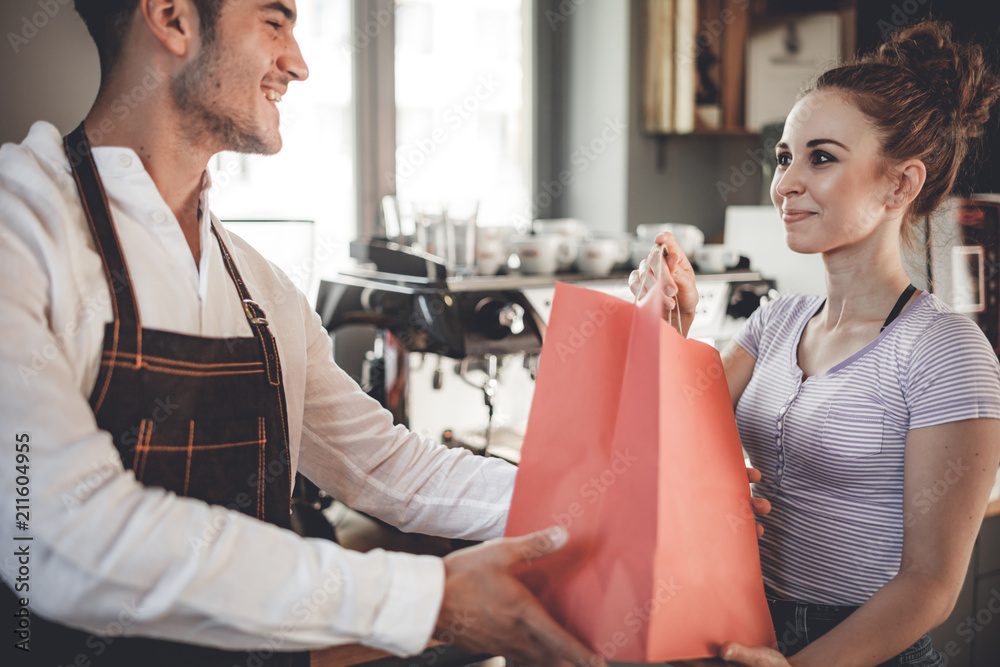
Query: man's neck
84 72 216 266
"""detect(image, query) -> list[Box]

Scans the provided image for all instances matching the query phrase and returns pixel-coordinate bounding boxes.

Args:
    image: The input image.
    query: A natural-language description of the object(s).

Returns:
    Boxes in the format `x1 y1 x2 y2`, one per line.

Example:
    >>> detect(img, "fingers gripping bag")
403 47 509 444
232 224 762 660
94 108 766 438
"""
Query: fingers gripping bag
504 282 776 662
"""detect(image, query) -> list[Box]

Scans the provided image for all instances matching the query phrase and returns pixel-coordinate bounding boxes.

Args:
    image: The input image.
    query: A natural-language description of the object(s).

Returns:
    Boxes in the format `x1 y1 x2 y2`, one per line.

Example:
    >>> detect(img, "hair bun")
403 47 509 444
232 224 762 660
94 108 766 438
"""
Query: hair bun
875 21 1000 139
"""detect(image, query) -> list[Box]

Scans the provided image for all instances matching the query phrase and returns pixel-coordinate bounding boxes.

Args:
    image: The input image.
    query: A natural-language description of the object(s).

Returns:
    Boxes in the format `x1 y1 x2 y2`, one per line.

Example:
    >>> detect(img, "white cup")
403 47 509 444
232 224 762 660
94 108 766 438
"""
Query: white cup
511 234 574 275
475 226 512 276
635 223 705 258
695 244 740 273
576 238 619 276
475 242 507 276
630 238 653 270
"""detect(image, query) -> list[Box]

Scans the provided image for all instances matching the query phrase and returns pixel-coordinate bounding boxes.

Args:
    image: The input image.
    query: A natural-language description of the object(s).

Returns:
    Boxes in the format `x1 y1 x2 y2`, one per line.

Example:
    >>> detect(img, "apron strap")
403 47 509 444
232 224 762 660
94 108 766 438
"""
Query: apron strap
211 223 283 386
64 123 142 364
64 122 283 386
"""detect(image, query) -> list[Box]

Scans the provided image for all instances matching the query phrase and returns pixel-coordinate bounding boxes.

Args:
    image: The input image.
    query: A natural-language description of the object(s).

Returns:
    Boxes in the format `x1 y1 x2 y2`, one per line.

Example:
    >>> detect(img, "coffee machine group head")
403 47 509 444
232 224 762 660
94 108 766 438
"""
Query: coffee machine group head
316 240 544 428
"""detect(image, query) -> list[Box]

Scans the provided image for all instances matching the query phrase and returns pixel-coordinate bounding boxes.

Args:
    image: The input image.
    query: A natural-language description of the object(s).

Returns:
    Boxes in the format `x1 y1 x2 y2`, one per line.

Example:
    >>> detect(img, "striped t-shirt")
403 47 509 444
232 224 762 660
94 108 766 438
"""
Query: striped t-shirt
733 292 1000 604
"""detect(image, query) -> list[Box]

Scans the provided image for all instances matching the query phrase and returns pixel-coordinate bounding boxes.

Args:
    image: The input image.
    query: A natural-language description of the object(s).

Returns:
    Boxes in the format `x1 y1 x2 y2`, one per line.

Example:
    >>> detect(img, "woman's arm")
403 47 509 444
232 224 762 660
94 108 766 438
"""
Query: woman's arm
720 417 1000 667
721 342 756 408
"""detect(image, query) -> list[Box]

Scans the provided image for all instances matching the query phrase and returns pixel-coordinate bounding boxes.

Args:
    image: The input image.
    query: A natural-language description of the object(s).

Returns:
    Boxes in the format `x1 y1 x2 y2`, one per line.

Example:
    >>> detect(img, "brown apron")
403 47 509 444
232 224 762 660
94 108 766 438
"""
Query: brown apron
2 124 308 666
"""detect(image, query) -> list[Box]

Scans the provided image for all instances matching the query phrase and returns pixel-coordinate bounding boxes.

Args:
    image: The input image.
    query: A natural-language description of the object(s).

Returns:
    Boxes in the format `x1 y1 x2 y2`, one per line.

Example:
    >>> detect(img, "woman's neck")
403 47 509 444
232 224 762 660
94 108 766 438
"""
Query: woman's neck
818 232 914 330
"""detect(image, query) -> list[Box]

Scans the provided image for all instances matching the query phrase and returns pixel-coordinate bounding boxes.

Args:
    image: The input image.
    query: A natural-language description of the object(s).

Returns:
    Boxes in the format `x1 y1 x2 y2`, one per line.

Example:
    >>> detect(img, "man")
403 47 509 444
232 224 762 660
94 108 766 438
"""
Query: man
0 1 601 665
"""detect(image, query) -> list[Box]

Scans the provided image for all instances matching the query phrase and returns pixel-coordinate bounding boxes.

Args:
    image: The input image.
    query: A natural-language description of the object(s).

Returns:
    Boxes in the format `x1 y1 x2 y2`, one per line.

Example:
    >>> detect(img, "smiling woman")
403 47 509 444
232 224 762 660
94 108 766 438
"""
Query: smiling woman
633 20 1000 667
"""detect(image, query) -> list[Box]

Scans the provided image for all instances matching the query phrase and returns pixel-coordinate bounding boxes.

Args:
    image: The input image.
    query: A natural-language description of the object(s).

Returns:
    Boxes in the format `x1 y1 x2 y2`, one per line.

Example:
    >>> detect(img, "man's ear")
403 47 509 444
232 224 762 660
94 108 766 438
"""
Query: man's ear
886 159 927 212
138 0 200 58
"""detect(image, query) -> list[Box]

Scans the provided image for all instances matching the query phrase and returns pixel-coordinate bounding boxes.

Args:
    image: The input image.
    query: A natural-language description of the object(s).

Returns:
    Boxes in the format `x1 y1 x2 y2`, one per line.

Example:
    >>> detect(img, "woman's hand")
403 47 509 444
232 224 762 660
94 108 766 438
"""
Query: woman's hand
717 642 790 666
669 643 789 667
627 232 698 335
747 466 771 538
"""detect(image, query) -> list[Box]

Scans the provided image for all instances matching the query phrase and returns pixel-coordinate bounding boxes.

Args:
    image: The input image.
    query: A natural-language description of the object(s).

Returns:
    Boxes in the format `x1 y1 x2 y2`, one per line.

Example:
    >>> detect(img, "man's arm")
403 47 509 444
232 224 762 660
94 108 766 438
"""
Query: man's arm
0 209 448 656
295 302 517 542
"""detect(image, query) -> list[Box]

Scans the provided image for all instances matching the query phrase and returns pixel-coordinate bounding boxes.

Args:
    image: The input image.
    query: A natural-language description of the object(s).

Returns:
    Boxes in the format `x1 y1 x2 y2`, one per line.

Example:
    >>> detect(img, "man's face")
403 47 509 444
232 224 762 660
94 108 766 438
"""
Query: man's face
171 0 309 155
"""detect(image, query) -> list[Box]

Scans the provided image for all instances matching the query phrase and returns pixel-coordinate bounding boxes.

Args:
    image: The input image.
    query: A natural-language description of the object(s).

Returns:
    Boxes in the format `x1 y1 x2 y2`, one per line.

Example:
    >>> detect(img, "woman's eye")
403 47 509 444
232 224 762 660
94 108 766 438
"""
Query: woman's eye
811 151 835 165
776 152 791 167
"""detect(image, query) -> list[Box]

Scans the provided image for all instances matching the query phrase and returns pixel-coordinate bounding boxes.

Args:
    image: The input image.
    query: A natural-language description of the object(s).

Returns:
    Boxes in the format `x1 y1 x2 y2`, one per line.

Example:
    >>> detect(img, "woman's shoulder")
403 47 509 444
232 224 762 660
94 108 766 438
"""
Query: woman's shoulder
754 292 825 326
898 291 999 369
900 292 993 339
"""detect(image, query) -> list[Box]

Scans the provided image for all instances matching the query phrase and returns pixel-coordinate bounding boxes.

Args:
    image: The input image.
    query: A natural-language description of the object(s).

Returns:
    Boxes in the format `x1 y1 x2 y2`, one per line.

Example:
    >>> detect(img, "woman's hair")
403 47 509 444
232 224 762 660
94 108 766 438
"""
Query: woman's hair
810 21 1000 233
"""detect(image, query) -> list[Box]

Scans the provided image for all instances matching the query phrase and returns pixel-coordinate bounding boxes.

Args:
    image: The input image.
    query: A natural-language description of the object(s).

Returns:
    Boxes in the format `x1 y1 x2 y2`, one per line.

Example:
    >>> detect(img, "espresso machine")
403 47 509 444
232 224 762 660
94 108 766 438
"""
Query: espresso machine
315 239 548 455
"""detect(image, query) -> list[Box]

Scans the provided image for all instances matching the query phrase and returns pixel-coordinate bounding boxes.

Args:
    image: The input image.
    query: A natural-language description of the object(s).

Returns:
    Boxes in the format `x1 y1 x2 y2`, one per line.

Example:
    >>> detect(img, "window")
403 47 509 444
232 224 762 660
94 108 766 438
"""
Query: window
393 0 530 227
210 0 354 299
210 0 534 295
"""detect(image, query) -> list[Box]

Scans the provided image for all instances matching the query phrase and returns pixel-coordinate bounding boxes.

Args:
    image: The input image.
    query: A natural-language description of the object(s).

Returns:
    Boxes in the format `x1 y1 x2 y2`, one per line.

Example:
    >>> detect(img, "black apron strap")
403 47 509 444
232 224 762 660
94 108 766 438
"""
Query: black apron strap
64 122 281 385
64 123 141 363
210 224 283 386
881 284 917 332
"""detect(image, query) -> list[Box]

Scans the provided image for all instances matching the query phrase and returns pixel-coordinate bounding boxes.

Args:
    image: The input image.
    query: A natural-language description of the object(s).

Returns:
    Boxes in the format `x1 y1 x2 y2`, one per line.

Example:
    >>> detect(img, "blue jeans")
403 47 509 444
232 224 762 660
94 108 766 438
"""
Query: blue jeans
768 597 944 666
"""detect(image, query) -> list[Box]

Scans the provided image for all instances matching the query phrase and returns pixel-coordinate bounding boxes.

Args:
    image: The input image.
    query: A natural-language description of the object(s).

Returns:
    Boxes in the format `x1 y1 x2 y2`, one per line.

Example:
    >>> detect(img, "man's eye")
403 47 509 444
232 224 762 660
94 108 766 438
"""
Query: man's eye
267 21 281 29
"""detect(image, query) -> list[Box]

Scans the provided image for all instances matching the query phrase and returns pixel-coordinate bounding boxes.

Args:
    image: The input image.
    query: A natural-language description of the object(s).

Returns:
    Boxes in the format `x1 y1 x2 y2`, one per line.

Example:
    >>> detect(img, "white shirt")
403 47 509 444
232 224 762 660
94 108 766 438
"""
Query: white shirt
0 122 517 656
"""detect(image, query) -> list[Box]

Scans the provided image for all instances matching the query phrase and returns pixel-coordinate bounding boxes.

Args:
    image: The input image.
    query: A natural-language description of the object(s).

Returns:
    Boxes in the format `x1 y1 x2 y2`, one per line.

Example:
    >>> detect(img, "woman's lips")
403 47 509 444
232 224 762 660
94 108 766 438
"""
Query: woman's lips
781 209 815 223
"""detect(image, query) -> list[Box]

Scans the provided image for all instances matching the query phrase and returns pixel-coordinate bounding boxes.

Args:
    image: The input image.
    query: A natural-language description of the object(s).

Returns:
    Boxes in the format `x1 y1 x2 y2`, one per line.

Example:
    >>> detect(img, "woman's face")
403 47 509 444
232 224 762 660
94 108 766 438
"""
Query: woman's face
770 90 898 256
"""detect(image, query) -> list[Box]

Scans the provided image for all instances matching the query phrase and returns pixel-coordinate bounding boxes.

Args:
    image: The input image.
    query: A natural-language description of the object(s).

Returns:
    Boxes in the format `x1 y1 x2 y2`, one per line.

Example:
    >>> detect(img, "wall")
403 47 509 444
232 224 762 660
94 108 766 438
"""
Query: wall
535 0 765 241
533 0 631 233
855 0 1000 196
0 0 99 145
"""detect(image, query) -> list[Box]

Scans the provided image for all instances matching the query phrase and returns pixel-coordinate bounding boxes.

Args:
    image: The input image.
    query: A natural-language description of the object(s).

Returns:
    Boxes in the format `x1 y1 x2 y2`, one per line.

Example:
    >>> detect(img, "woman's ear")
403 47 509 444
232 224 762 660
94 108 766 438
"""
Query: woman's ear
887 159 927 211
139 0 200 58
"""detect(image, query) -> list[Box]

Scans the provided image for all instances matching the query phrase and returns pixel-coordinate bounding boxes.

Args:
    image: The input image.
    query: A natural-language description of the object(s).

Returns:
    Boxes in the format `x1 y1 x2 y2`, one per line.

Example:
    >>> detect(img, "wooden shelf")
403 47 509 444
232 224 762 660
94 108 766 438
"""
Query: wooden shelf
643 0 750 135
987 497 1000 518
643 0 857 136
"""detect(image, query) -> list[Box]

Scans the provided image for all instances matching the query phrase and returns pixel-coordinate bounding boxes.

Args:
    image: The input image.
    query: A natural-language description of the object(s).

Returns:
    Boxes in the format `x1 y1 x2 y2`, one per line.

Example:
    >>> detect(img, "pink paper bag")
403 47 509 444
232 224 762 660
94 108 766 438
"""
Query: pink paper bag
505 282 775 662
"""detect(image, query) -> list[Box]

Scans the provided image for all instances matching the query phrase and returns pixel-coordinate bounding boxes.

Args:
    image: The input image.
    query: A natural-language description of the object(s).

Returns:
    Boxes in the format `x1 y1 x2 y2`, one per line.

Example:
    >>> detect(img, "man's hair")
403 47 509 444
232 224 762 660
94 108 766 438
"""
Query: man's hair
75 0 226 78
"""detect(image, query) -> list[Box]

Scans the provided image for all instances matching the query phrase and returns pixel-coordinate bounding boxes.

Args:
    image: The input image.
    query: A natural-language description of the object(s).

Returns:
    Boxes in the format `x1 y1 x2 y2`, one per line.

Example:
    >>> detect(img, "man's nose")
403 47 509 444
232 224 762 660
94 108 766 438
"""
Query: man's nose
280 37 309 82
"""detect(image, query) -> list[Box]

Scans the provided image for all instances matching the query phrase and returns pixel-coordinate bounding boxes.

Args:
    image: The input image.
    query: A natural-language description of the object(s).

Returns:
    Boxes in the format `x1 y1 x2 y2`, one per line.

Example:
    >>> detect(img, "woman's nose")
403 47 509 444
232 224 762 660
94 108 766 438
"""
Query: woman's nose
773 162 803 198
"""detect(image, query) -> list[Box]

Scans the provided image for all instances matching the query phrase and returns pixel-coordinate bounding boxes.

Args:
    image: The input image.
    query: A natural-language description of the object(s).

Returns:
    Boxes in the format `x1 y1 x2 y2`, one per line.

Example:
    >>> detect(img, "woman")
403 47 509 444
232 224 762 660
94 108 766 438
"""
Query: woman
630 21 1000 666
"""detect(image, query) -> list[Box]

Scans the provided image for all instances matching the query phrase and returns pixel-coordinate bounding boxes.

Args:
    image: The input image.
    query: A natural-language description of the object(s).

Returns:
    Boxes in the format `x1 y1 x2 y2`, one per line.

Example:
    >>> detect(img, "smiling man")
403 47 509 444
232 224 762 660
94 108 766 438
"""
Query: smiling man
0 2 600 666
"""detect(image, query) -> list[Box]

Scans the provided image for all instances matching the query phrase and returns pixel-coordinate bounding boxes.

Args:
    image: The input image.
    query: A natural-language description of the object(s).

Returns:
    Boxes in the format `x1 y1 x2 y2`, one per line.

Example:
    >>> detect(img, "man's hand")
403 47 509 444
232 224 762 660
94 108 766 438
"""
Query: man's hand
746 467 771 538
434 526 604 667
